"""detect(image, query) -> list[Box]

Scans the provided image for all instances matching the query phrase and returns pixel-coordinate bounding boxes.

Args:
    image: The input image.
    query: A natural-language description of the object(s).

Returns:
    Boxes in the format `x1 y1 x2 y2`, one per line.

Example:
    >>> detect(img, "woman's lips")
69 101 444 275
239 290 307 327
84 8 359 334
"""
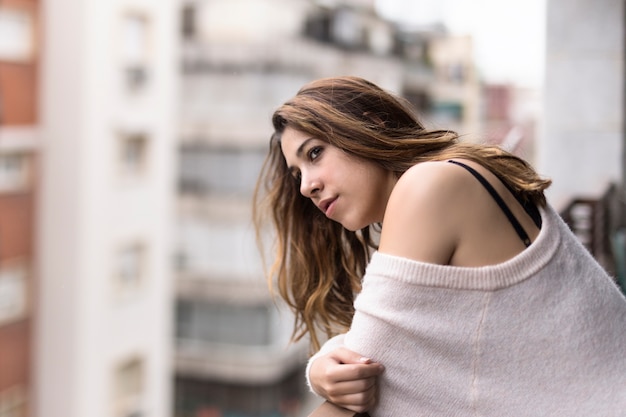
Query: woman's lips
322 197 338 217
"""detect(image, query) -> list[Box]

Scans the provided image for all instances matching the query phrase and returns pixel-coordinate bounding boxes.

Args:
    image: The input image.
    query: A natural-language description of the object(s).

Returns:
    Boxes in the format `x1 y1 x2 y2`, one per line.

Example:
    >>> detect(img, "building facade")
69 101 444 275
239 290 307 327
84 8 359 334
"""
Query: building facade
174 1 407 416
540 0 624 208
174 1 482 416
0 1 39 416
36 1 178 417
480 83 542 164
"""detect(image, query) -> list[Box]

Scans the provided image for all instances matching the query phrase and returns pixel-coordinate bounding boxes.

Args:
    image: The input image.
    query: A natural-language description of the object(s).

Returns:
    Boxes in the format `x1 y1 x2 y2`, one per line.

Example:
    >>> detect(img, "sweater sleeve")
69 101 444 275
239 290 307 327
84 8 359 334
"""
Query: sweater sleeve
305 333 346 395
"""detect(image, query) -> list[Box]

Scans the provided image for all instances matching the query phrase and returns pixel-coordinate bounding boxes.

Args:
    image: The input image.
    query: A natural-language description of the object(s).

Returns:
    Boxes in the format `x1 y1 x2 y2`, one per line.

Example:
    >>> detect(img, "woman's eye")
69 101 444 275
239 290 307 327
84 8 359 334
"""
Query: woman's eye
308 146 323 161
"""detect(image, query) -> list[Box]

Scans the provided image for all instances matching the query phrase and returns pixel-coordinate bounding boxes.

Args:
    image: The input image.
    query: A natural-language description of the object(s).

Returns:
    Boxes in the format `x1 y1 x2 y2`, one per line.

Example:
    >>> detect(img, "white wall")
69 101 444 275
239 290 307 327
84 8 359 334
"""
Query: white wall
196 0 310 43
539 0 624 208
36 0 177 416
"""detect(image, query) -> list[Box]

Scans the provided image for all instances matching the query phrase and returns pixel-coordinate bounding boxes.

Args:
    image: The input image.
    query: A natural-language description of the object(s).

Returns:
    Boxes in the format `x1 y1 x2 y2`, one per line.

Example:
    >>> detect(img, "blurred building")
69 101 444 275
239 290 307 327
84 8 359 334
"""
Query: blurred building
538 0 626 289
35 1 178 417
422 34 480 136
480 83 542 163
540 0 623 209
398 28 481 138
173 0 424 416
174 1 483 416
0 1 38 416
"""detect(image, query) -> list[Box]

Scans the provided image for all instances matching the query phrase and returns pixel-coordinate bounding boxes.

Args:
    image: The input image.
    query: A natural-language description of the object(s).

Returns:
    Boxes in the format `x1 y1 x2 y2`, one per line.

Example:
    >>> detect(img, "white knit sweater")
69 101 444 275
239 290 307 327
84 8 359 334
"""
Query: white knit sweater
308 205 626 416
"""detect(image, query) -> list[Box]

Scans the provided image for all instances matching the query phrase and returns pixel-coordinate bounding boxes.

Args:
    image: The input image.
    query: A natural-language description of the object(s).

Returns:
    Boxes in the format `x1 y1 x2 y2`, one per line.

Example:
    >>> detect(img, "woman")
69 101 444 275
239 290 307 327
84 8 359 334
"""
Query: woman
253 76 626 415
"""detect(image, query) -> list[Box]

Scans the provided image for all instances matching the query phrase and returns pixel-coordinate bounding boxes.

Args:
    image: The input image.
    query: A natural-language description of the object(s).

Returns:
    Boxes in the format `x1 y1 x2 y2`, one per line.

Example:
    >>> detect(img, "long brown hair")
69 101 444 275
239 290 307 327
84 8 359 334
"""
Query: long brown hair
253 76 551 351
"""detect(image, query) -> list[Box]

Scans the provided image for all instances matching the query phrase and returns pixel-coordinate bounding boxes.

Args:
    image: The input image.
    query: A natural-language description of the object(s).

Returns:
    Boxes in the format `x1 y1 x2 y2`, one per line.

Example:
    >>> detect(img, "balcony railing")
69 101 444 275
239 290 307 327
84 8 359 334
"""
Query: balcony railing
560 182 626 292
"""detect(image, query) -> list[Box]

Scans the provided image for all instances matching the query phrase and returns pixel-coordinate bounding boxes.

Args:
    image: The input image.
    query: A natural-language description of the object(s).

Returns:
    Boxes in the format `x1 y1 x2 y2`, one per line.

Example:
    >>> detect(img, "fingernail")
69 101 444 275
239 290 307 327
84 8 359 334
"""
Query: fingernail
359 357 372 363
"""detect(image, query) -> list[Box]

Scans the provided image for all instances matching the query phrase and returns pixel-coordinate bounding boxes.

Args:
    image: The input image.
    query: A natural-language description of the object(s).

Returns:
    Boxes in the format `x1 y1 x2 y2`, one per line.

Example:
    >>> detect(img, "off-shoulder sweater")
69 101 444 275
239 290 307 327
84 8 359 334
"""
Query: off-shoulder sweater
307 205 626 416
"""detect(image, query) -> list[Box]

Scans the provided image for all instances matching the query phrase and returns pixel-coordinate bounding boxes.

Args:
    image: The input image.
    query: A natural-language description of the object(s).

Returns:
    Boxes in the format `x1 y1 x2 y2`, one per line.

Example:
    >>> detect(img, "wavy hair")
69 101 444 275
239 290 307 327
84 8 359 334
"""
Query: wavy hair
253 76 551 351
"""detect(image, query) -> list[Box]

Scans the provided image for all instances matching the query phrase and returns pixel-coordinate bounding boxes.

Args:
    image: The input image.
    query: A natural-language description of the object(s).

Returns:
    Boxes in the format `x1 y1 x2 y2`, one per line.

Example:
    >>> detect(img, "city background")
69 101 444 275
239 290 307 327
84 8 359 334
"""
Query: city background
0 0 623 416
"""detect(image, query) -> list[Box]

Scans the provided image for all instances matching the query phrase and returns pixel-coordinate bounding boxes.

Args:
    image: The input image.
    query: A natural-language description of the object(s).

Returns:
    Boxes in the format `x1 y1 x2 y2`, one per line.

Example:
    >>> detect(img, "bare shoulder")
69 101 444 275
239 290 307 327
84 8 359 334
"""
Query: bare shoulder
379 160 475 264
395 160 474 195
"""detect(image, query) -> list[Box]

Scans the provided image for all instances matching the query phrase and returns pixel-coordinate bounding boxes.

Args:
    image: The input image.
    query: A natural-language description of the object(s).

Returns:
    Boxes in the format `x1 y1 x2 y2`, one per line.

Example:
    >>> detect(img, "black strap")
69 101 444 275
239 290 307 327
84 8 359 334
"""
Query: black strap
448 160 532 247
453 162 541 229
498 174 542 229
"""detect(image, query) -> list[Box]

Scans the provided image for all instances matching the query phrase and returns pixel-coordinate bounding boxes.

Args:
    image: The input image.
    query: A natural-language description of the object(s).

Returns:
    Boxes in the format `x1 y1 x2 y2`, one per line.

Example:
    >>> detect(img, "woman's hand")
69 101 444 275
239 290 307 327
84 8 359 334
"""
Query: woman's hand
309 347 384 413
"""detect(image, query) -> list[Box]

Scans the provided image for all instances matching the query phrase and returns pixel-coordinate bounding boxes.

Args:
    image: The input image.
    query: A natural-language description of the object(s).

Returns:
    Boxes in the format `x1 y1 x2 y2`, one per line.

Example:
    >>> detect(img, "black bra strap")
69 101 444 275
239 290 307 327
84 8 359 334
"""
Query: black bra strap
448 160 532 247
498 174 542 229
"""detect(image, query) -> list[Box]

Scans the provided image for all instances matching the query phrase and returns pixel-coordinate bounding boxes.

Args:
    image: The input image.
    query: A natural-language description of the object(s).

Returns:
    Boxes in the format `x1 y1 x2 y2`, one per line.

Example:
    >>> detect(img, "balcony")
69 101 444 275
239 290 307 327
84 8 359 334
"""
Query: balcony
559 182 626 292
176 338 307 384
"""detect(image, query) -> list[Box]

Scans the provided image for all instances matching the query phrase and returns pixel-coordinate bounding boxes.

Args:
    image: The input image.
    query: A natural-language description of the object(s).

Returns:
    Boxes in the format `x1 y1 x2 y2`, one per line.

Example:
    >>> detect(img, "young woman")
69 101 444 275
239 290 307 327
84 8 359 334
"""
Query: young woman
253 76 626 415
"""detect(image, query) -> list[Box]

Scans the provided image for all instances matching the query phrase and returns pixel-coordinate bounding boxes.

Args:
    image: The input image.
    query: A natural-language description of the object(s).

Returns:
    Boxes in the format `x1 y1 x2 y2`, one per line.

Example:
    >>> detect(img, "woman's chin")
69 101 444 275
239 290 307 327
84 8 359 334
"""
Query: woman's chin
339 220 367 232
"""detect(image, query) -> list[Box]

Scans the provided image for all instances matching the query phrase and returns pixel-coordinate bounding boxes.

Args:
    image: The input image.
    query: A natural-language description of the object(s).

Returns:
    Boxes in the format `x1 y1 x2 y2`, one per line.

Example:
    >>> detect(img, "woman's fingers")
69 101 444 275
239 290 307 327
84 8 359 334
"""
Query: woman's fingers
322 361 385 385
325 374 377 396
331 346 374 365
326 380 379 413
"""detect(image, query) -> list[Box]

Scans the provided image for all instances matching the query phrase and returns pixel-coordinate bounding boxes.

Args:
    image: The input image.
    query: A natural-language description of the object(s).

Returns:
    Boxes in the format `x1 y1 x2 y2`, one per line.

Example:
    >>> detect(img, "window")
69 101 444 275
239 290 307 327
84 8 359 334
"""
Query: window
432 101 464 123
0 263 27 326
113 357 144 417
121 13 150 90
0 153 30 192
446 63 466 83
176 300 271 346
118 133 149 178
304 9 332 43
403 89 432 114
0 8 34 62
181 4 196 39
113 243 145 300
330 7 363 49
179 146 265 196
174 369 308 417
366 22 394 55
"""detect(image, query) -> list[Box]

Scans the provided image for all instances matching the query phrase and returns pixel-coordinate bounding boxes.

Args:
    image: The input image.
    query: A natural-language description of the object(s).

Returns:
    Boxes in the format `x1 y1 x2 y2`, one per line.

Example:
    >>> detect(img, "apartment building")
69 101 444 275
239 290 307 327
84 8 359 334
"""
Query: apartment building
0 1 38 416
174 0 407 415
36 1 178 417
424 34 481 136
479 83 542 165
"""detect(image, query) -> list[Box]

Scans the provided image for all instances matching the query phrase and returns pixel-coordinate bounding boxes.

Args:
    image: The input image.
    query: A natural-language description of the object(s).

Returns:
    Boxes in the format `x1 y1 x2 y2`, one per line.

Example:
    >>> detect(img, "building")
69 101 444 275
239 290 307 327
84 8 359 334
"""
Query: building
0 1 494 417
480 83 542 164
540 0 623 209
0 1 39 416
35 1 178 417
538 0 626 288
174 0 412 416
424 34 481 136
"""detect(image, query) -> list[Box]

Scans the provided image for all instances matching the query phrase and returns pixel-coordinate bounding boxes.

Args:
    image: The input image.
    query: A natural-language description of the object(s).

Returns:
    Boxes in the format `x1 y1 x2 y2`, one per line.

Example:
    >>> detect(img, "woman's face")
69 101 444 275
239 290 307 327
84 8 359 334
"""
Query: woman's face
280 126 397 231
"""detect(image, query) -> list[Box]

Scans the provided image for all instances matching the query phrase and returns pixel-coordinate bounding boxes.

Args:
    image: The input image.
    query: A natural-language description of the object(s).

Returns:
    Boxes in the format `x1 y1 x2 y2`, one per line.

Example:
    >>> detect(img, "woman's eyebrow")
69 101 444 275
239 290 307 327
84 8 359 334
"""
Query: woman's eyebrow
295 137 315 158
285 137 316 172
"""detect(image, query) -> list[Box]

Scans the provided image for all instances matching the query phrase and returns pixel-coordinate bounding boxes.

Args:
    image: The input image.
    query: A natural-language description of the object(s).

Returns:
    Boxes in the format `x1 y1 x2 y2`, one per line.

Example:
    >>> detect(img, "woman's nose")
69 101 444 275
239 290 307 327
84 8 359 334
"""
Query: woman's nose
300 172 322 197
